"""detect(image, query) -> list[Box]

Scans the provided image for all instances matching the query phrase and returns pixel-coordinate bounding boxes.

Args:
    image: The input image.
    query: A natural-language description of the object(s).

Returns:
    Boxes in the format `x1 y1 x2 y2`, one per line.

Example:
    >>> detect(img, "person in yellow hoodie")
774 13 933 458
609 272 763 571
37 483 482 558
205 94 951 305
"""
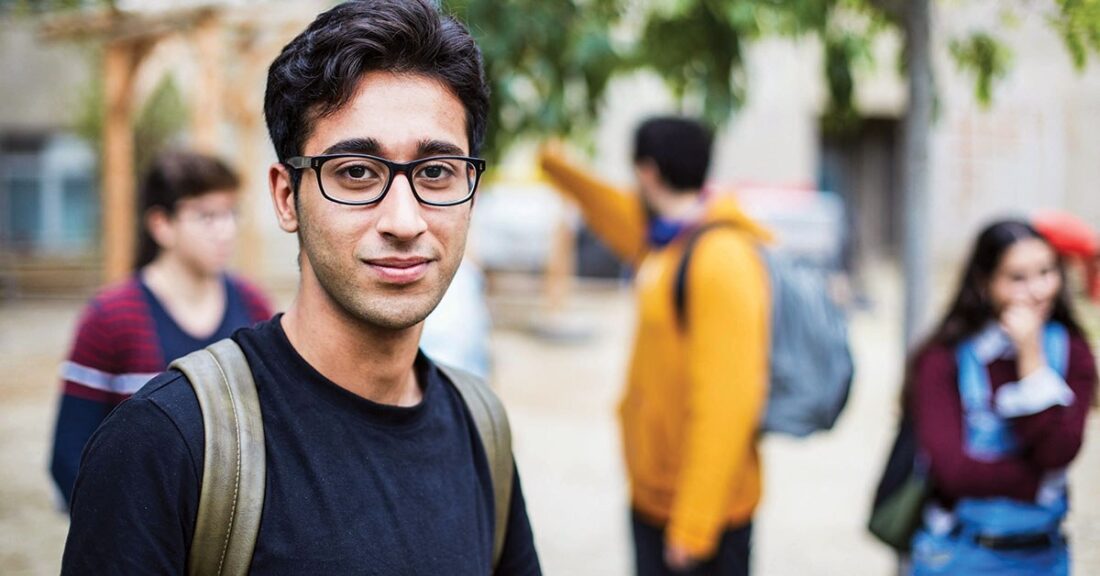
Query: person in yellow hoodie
540 117 771 576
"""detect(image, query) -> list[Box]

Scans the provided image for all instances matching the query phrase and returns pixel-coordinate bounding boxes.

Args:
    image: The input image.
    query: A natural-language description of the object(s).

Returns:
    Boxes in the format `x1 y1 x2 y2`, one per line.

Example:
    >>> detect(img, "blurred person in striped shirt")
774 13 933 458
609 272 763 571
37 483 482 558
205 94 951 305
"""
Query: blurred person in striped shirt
48 149 273 508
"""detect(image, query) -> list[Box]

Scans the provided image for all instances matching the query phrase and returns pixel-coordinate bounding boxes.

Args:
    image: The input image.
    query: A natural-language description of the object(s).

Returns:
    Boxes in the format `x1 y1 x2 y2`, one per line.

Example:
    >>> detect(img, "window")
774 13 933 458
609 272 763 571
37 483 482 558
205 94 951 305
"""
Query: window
0 133 98 257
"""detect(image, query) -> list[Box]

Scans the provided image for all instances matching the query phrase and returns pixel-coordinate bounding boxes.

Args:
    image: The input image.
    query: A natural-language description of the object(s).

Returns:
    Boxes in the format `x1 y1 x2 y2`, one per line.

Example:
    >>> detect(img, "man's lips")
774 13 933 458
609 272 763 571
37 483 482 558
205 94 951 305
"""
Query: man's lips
364 257 432 284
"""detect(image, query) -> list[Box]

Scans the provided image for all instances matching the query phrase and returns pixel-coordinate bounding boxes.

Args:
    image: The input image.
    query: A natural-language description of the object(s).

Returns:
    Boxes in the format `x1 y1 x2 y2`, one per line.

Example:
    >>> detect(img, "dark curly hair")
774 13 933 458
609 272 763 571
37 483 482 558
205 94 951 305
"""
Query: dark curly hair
263 0 490 169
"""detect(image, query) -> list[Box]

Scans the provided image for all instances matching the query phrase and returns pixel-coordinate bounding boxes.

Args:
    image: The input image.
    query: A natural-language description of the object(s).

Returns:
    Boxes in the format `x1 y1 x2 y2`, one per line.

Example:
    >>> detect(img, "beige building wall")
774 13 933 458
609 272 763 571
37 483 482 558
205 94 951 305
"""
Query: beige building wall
930 6 1100 268
0 23 90 132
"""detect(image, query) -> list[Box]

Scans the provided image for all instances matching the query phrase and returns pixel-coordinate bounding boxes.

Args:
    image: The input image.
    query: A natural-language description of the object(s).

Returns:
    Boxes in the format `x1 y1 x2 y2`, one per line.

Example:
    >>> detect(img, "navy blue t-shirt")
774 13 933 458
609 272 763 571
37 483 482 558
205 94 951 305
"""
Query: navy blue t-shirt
61 316 541 575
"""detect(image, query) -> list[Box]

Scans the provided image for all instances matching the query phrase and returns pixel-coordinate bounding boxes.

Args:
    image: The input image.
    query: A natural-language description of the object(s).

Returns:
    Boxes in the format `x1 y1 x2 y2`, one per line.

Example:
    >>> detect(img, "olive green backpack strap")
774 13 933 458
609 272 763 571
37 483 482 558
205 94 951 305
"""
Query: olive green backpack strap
169 338 266 576
437 363 514 570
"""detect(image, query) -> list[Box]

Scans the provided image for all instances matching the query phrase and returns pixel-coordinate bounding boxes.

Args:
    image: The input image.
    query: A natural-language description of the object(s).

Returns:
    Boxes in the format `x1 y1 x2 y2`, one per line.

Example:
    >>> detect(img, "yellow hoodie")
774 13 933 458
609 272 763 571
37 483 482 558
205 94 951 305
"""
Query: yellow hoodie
539 148 772 558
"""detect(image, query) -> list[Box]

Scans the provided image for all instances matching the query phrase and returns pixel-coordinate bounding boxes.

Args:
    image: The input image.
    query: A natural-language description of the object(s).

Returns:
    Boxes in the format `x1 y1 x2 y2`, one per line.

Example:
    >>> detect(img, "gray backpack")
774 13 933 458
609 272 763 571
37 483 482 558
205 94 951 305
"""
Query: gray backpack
675 222 854 437
169 339 513 576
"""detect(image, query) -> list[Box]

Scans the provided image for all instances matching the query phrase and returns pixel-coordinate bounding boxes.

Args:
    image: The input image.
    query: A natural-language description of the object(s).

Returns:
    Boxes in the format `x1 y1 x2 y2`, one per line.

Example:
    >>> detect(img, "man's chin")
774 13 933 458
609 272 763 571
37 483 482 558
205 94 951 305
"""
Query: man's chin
350 298 439 332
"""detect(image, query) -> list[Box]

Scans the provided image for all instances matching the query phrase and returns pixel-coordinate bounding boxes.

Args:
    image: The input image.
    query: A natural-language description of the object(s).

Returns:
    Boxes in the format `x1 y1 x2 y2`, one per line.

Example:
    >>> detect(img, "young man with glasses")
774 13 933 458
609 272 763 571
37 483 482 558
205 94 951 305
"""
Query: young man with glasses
61 1 541 574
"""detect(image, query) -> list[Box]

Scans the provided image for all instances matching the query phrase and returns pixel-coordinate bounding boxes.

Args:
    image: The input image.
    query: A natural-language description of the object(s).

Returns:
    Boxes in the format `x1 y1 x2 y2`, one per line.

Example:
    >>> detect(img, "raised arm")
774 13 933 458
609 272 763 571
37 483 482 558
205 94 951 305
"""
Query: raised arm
538 145 647 265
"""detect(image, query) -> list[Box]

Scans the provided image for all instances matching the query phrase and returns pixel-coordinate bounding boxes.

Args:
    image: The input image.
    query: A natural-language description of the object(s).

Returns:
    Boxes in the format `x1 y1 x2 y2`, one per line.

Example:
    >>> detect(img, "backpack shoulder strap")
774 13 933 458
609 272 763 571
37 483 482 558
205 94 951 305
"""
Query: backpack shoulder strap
673 221 739 328
438 363 514 570
170 338 266 576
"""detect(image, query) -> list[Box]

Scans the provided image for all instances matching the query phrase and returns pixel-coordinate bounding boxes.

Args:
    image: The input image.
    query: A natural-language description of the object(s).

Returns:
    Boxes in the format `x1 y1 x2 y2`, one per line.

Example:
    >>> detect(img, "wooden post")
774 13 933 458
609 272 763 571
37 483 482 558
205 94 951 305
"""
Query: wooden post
101 41 146 284
223 30 269 278
191 12 222 153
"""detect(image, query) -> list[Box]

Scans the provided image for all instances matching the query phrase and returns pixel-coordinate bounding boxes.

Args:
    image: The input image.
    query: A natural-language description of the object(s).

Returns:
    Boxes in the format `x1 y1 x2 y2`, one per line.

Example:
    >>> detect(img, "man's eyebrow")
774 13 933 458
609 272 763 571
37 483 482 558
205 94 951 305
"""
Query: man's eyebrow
417 140 467 157
321 138 381 155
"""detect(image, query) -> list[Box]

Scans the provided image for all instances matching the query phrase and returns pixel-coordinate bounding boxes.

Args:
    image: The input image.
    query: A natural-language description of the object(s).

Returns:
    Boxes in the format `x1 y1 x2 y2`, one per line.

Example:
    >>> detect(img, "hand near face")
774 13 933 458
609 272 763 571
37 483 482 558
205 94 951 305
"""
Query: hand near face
1000 303 1044 358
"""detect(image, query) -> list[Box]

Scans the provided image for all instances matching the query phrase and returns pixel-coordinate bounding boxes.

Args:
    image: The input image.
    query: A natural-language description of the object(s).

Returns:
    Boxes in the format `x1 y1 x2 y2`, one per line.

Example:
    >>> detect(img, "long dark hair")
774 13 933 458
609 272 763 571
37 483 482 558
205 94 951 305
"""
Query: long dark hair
134 150 240 271
929 219 1082 347
903 219 1083 406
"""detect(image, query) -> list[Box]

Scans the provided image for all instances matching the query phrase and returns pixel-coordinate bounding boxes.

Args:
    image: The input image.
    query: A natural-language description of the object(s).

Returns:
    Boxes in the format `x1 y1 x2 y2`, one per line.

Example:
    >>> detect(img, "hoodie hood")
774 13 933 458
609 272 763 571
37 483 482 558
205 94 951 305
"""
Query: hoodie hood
702 195 774 244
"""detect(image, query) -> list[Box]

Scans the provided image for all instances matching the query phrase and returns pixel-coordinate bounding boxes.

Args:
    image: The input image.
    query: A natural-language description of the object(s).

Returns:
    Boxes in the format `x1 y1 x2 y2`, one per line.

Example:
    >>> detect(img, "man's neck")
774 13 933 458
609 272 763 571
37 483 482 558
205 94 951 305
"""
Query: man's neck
280 280 424 408
651 190 705 222
142 256 223 307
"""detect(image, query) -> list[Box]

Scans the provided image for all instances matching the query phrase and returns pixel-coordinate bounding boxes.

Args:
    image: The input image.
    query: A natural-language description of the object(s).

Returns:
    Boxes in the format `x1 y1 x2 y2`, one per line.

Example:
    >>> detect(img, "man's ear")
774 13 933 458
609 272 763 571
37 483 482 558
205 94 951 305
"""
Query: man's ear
269 162 300 233
634 159 663 192
145 207 174 250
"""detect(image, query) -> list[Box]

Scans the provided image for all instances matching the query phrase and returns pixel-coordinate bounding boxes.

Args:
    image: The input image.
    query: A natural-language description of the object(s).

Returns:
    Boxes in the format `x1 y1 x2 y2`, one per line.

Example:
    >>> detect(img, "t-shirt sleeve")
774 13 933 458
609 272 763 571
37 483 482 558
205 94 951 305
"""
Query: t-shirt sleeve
493 462 542 576
60 373 201 575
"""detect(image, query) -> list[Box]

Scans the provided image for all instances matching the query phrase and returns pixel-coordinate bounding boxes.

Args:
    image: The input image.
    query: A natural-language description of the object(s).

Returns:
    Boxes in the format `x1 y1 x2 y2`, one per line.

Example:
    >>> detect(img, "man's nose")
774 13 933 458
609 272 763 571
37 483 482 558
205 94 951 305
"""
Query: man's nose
375 173 428 240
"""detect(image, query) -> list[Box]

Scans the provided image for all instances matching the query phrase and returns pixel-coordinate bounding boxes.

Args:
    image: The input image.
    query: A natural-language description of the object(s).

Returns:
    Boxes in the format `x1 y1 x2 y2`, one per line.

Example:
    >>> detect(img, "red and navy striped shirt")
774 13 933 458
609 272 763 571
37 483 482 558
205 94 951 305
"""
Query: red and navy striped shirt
50 275 273 507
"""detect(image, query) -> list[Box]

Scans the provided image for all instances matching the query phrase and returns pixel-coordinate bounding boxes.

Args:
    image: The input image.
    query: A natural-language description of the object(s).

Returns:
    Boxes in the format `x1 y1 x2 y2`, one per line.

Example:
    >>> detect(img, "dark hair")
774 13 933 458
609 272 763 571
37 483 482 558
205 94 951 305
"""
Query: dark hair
902 219 1083 407
134 150 240 270
263 0 490 167
632 116 713 192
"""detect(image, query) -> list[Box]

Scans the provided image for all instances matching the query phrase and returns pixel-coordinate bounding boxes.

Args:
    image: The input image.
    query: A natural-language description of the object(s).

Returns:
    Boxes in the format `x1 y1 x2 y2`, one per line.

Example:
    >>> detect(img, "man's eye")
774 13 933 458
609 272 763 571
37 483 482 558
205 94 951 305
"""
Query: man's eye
420 165 448 179
345 165 371 179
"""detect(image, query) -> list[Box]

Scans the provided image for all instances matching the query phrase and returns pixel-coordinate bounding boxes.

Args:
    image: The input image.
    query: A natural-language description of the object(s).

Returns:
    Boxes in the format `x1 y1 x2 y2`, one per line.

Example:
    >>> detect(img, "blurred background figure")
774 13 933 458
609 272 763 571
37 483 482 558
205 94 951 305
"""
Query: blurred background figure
420 257 493 379
540 117 772 576
905 220 1095 575
48 150 273 508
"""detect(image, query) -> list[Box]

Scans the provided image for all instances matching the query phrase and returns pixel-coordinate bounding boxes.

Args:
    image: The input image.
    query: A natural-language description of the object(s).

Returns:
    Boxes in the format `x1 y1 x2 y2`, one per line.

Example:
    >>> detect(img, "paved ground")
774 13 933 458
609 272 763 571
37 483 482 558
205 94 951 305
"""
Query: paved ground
1 265 1098 575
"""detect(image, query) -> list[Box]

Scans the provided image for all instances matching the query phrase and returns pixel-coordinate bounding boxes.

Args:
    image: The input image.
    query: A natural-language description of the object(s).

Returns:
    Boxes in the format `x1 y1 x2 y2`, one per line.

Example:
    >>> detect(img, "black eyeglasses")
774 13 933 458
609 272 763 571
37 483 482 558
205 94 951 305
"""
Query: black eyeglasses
285 154 487 207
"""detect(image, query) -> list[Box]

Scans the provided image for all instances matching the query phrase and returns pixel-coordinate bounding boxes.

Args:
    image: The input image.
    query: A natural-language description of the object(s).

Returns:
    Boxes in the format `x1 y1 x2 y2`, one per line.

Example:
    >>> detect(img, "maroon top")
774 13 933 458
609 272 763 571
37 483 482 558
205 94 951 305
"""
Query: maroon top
911 333 1097 506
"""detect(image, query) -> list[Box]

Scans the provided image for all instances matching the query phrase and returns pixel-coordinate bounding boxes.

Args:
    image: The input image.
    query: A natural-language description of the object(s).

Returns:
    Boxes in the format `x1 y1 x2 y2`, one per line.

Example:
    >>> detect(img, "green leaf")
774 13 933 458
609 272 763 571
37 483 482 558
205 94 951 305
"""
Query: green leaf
949 32 1012 107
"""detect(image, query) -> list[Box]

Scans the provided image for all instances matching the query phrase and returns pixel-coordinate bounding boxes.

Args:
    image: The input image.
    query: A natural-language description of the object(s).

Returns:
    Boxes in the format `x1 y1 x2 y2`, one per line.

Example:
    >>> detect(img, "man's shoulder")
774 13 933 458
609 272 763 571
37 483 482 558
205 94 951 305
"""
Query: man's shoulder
230 317 281 360
77 277 146 324
125 370 205 448
689 223 766 283
87 277 144 309
76 370 205 494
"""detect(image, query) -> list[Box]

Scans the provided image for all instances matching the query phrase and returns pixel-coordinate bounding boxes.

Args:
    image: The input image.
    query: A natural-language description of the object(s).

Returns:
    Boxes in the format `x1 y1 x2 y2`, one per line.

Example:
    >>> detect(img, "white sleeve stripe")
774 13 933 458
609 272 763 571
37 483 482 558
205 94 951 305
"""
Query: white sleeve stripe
60 361 161 395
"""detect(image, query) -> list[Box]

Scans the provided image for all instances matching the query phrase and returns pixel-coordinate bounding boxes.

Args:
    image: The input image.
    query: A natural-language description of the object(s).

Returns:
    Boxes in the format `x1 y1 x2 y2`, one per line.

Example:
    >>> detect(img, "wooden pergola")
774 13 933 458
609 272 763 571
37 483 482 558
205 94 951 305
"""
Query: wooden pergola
39 5 306 284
